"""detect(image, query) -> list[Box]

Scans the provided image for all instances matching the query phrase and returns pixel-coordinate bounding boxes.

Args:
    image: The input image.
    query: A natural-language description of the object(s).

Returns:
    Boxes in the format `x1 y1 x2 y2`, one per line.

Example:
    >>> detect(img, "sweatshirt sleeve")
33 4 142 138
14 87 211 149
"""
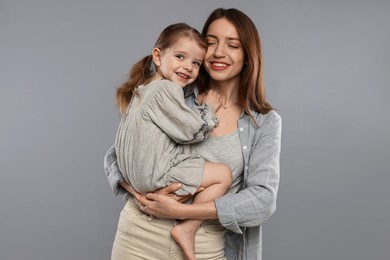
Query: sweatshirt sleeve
215 112 282 234
103 144 127 196
145 80 218 144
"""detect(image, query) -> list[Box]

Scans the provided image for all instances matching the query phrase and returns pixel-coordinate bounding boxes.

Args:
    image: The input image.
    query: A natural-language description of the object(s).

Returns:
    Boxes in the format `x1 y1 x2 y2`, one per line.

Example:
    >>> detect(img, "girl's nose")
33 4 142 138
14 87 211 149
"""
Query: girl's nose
183 61 193 71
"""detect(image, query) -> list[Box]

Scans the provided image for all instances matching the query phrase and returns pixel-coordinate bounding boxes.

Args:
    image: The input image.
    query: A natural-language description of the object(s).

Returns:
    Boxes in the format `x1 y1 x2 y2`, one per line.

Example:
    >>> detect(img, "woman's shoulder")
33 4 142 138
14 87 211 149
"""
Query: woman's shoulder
250 110 282 127
248 110 282 145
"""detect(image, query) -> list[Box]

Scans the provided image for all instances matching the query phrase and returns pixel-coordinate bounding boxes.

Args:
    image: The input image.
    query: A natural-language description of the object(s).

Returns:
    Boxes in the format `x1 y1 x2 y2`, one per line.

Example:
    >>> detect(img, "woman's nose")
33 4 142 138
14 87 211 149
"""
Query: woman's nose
213 43 226 57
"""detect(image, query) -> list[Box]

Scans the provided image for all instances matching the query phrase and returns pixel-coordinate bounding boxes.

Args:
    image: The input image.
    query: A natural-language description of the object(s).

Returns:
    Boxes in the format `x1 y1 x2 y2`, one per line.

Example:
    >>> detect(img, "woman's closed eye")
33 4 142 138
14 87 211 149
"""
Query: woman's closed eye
228 44 239 49
207 41 217 46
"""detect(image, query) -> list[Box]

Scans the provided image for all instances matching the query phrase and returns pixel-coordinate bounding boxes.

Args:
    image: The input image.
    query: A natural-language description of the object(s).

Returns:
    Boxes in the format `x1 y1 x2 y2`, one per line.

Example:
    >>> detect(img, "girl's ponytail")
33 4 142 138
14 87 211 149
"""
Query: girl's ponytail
116 55 155 114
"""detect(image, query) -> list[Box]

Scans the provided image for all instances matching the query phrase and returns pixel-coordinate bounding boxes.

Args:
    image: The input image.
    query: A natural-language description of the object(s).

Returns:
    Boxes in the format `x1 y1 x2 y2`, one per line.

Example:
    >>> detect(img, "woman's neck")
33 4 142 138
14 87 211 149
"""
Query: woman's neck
209 78 240 104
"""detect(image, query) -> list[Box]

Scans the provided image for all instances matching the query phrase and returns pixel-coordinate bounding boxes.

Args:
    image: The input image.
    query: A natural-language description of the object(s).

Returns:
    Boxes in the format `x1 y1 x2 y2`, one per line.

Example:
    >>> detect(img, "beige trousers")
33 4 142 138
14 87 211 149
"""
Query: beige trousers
111 199 226 260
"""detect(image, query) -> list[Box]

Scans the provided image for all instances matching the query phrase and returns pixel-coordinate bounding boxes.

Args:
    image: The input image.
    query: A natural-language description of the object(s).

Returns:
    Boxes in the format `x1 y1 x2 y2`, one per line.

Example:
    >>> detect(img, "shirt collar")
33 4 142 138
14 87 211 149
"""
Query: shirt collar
183 83 258 120
183 83 197 98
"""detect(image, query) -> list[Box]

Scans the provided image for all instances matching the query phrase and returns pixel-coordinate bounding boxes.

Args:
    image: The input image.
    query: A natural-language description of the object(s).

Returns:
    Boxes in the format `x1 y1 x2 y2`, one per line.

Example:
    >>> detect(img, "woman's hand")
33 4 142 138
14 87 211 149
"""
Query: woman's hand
137 183 204 219
121 181 204 218
120 181 144 201
152 183 204 203
138 188 185 219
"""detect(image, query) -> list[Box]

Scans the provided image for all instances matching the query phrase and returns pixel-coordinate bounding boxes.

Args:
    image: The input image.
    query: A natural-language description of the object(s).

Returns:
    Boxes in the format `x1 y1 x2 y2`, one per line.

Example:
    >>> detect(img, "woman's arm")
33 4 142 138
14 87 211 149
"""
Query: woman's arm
104 143 203 197
215 112 282 233
103 144 127 195
139 190 218 220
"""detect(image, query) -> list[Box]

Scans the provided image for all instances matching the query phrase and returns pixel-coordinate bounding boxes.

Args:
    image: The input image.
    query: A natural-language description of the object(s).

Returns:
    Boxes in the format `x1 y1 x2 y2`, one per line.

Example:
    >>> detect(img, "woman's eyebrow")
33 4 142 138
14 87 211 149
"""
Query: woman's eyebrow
226 36 241 41
206 34 218 39
206 34 240 41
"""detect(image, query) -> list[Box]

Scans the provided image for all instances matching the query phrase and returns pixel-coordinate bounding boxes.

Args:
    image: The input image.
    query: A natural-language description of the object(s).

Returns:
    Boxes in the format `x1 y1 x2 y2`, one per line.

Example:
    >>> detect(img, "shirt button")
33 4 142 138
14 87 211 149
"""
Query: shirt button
245 166 248 170
243 146 247 150
239 127 244 132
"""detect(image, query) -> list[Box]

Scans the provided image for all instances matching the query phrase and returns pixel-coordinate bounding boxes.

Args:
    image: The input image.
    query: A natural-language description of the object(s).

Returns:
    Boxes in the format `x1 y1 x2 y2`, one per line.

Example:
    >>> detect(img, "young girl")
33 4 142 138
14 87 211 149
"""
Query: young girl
114 23 232 260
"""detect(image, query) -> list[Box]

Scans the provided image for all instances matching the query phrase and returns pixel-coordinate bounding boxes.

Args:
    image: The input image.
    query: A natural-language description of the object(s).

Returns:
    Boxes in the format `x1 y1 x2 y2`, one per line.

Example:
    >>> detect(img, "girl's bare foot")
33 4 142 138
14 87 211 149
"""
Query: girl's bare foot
171 224 196 260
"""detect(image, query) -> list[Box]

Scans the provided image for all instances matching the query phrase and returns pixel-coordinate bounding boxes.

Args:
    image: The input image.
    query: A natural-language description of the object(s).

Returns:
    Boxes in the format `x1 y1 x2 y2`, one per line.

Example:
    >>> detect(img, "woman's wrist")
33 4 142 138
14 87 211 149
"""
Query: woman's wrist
177 201 218 220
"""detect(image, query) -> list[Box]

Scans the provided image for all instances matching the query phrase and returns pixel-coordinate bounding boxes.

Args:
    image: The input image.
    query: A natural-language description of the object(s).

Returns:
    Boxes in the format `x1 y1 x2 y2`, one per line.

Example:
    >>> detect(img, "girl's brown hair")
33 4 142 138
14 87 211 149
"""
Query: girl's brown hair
116 23 207 113
197 8 273 116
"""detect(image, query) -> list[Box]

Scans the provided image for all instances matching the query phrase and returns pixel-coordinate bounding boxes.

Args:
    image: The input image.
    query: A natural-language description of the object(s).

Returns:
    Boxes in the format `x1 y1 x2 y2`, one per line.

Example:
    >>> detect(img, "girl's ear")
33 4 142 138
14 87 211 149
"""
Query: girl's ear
152 48 161 66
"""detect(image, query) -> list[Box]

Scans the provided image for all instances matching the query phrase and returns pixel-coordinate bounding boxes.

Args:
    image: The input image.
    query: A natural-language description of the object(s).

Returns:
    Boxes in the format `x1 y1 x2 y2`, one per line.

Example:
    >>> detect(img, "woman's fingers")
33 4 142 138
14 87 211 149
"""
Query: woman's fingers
154 183 182 195
138 193 151 204
120 181 140 198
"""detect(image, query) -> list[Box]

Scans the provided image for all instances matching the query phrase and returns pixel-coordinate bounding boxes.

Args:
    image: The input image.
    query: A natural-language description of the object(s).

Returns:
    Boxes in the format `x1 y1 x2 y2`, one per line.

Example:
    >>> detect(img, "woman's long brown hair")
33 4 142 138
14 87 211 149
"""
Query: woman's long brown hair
197 8 273 119
116 23 207 114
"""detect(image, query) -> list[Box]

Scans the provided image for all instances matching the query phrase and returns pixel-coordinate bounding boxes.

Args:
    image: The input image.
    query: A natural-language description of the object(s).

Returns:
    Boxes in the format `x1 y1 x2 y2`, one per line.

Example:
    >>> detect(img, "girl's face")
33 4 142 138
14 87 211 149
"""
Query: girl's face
204 18 245 84
153 37 206 87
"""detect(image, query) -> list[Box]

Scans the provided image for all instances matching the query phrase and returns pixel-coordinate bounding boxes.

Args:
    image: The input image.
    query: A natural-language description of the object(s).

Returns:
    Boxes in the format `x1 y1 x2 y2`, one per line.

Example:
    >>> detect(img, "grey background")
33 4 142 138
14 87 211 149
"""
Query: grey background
1 0 389 259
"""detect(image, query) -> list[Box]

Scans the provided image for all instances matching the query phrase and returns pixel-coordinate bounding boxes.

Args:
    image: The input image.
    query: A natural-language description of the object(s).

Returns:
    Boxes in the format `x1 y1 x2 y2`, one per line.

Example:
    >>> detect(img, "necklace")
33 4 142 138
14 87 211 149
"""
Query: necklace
223 103 239 109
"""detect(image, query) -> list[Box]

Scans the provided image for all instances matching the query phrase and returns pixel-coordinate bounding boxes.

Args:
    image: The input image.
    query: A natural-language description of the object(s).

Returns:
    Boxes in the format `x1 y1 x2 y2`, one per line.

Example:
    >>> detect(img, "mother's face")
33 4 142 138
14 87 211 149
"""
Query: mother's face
203 18 245 83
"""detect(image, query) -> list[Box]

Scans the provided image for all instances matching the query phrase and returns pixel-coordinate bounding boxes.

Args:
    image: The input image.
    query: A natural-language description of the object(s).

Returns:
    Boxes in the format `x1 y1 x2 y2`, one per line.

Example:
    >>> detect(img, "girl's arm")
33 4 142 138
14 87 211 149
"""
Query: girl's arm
146 80 218 144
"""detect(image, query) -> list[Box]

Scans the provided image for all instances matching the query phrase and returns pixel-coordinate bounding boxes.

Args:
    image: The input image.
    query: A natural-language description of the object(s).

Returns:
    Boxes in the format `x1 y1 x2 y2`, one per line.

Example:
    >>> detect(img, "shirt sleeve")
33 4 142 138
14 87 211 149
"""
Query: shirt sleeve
215 112 282 234
103 144 127 196
145 81 218 144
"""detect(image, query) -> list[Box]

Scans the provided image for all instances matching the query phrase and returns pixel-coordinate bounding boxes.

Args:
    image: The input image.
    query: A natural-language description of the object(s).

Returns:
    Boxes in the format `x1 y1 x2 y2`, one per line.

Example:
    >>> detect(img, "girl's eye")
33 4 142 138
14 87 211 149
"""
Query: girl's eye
207 41 216 46
193 61 202 68
176 54 184 60
229 45 239 49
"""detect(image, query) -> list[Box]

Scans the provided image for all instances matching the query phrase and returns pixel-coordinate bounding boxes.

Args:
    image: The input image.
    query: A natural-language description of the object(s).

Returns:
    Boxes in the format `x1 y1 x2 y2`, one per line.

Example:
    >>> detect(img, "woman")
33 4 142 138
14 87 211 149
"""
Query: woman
104 8 282 260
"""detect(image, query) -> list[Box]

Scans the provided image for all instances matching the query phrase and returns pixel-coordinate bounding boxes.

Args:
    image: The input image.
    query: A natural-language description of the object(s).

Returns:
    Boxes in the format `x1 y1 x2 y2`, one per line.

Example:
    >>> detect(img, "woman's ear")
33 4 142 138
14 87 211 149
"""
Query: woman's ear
152 48 161 66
